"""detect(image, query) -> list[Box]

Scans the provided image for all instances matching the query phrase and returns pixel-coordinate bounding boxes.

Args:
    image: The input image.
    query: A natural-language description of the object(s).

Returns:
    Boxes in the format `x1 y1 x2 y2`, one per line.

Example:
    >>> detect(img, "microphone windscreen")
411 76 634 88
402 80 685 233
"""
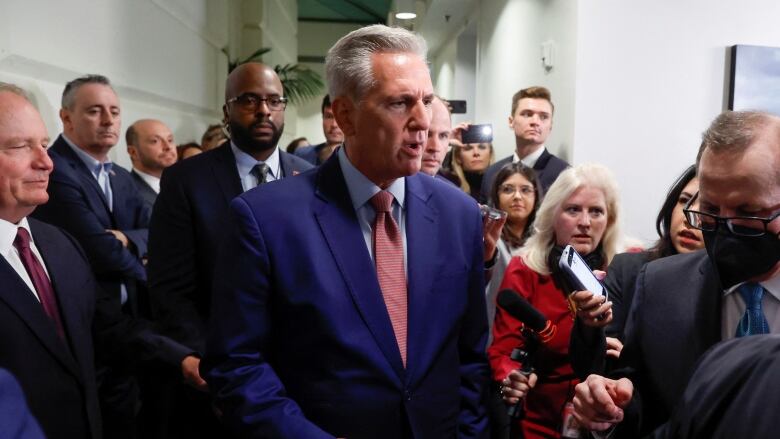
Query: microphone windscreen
496 289 547 331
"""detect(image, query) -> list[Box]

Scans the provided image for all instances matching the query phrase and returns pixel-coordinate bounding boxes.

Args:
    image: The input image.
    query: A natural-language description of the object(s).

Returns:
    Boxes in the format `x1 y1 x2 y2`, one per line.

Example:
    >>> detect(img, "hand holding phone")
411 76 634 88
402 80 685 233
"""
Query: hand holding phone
558 245 607 297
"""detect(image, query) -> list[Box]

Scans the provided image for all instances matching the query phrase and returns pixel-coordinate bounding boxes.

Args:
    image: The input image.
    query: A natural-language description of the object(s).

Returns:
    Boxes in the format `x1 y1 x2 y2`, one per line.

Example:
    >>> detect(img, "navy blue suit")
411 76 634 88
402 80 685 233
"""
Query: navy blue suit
33 136 150 313
293 142 325 166
0 368 45 439
148 143 313 352
203 154 490 438
0 218 188 439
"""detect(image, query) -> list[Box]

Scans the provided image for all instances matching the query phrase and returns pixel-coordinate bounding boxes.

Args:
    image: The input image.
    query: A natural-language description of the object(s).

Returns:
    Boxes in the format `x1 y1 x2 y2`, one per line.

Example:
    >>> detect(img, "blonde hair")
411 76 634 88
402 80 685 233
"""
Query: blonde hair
450 141 495 194
521 163 621 274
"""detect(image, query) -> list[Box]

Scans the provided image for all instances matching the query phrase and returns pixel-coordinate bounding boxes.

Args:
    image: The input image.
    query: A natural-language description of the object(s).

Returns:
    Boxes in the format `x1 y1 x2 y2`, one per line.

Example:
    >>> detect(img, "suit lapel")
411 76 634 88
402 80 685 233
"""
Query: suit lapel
313 156 406 376
279 150 295 178
0 231 83 382
210 143 244 204
52 137 114 222
696 254 722 349
404 175 438 381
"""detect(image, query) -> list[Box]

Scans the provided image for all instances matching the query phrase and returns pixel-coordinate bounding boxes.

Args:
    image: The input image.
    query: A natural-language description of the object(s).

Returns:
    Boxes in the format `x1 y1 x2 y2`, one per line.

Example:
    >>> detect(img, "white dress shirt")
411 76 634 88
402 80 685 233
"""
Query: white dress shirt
132 168 161 194
0 217 50 302
513 145 546 168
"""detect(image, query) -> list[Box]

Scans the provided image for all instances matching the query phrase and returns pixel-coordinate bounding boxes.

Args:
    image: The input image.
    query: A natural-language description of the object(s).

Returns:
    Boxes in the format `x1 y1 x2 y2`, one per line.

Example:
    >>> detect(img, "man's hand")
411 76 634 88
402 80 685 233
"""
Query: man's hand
572 374 633 431
106 229 129 248
181 355 208 392
570 289 613 328
606 337 623 359
500 369 538 405
483 211 507 262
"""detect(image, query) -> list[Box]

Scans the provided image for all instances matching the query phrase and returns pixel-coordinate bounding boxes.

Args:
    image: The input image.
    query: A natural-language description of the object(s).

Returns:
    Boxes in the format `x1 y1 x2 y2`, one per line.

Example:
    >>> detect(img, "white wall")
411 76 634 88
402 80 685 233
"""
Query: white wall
474 0 578 161
0 0 228 168
573 0 780 243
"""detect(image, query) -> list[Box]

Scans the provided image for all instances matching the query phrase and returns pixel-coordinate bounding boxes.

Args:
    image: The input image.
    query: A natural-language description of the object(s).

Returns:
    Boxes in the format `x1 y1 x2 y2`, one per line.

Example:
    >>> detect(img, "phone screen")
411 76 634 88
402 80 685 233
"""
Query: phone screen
559 245 605 296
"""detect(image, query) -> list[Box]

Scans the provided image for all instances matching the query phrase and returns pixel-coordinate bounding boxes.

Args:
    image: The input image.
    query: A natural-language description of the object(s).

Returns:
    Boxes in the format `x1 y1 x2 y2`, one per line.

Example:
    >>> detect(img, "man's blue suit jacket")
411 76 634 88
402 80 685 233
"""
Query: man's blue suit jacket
33 136 150 311
0 368 45 439
203 154 490 438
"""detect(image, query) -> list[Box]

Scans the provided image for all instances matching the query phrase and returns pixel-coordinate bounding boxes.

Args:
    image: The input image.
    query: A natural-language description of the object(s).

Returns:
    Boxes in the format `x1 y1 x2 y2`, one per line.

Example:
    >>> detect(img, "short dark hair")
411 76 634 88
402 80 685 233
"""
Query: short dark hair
647 165 697 260
125 124 139 147
321 95 332 115
62 74 112 110
510 86 554 116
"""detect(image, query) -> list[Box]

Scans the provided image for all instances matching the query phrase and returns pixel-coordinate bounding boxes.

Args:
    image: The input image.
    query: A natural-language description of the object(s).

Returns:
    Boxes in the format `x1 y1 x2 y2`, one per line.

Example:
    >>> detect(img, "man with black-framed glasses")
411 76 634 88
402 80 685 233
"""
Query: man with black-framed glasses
146 62 312 437
573 110 780 438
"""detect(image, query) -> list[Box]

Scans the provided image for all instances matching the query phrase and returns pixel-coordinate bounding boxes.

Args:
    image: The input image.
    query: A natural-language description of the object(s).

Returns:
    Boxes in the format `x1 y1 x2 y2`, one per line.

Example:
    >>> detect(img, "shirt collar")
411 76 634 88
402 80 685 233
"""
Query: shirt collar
723 271 780 303
230 141 280 180
337 146 405 211
62 134 113 177
132 168 161 193
0 216 33 255
514 145 546 168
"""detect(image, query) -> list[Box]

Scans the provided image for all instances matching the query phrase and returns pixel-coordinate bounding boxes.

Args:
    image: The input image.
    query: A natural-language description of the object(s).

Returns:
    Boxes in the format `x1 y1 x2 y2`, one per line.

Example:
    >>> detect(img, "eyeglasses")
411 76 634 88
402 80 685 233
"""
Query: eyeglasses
226 93 288 112
499 184 535 197
683 192 780 237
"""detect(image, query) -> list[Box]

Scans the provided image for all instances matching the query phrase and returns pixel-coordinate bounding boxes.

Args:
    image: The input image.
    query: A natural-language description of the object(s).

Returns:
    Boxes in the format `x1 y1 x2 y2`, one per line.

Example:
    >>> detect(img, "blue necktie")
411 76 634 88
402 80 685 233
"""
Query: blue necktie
735 282 770 337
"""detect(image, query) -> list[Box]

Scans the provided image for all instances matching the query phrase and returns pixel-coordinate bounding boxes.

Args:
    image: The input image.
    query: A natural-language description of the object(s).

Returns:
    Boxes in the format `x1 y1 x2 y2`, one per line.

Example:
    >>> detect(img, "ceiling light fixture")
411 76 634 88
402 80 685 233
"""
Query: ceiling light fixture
394 0 416 20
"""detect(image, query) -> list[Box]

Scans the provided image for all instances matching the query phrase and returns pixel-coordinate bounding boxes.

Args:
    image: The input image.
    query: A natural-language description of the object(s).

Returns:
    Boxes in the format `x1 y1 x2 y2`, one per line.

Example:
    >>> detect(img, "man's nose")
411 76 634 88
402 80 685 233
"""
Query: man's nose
409 100 431 131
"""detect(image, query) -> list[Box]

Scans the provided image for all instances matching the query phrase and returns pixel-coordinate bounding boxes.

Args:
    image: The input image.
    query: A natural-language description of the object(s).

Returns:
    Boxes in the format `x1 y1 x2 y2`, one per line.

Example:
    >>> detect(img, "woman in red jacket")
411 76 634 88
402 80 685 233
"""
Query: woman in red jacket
488 163 621 439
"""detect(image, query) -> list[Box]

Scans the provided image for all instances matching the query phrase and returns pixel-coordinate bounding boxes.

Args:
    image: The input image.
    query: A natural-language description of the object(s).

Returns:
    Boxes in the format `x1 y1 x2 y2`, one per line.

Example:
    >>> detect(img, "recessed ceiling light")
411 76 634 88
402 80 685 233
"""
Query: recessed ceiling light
395 12 416 20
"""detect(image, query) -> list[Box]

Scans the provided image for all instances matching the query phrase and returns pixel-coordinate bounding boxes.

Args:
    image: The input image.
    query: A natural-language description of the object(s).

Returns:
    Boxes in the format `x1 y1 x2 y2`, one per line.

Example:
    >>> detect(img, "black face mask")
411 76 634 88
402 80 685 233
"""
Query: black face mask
703 227 780 288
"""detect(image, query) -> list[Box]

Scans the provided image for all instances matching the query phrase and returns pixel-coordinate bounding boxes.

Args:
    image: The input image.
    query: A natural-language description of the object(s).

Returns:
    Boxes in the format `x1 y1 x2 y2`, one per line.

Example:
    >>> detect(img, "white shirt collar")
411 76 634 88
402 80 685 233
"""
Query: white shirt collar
513 145 546 168
0 216 34 256
132 168 161 193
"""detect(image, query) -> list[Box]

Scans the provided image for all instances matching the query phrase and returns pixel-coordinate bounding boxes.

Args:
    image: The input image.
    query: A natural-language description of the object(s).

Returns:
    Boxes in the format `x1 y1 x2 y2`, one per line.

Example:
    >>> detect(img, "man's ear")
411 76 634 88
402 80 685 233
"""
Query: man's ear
331 96 356 137
508 115 514 129
127 145 139 163
60 108 70 130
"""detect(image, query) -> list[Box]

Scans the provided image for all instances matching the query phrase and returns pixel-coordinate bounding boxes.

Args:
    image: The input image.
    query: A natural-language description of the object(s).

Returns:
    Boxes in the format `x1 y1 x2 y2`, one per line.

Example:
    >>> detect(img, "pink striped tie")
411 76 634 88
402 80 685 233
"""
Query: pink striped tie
370 191 408 366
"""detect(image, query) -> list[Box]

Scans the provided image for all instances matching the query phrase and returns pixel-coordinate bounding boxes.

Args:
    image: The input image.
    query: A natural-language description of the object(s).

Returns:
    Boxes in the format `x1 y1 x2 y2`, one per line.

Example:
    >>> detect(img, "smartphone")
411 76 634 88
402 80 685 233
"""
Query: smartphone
448 100 467 114
558 245 607 298
480 204 508 221
461 124 493 144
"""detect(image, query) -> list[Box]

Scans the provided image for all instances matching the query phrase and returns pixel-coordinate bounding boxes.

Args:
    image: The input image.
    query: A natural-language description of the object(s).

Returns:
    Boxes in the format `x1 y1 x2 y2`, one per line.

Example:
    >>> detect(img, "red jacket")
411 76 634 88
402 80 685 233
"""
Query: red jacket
488 256 579 439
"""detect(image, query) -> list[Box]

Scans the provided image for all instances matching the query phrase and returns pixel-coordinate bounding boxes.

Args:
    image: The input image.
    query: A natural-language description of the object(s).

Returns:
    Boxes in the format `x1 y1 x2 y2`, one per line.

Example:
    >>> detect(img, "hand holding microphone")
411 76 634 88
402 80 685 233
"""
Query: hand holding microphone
496 289 557 418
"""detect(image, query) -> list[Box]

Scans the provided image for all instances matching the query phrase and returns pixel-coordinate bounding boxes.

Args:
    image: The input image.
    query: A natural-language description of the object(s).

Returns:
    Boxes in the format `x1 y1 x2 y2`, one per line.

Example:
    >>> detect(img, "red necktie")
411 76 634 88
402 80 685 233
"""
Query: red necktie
370 191 408 366
14 227 66 339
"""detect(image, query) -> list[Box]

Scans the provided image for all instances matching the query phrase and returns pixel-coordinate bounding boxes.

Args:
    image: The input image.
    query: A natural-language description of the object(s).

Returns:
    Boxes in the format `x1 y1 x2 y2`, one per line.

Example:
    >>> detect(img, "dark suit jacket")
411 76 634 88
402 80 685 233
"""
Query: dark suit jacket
293 142 325 166
202 154 490 438
611 250 722 438
130 170 158 213
570 251 653 378
658 334 780 439
33 136 150 310
0 219 190 439
0 368 45 439
147 143 313 352
480 148 569 202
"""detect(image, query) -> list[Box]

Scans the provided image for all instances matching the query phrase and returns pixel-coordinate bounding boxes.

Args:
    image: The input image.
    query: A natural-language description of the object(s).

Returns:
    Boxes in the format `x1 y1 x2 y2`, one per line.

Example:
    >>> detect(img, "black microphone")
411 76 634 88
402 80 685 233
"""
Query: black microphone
496 289 557 418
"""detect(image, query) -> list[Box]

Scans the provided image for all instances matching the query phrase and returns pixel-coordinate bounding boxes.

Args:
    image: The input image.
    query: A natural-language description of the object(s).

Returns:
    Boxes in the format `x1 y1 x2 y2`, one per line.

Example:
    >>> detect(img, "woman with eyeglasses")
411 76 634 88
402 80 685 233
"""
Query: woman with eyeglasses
451 139 495 203
489 164 621 439
569 165 704 378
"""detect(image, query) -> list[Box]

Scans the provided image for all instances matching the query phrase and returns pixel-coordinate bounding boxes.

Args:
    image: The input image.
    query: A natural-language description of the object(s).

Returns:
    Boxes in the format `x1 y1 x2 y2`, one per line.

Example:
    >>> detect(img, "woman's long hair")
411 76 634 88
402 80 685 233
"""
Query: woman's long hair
521 163 621 275
489 162 542 248
646 165 697 260
450 141 495 195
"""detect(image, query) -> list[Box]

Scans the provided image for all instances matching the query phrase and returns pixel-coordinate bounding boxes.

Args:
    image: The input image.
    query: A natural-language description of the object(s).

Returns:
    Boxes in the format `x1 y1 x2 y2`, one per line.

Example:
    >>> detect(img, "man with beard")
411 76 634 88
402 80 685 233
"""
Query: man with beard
572 110 780 438
126 119 178 211
294 95 344 166
146 62 312 438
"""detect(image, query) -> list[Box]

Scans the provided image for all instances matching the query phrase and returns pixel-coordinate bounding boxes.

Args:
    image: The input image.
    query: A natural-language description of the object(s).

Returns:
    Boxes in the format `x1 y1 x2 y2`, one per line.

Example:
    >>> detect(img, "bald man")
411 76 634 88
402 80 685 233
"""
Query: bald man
126 119 178 211
146 63 312 437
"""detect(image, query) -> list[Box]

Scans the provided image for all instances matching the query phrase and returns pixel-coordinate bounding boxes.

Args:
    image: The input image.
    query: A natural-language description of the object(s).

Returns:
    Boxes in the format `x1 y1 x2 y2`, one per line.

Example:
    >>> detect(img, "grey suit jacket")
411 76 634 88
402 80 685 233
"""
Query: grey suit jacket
131 170 158 213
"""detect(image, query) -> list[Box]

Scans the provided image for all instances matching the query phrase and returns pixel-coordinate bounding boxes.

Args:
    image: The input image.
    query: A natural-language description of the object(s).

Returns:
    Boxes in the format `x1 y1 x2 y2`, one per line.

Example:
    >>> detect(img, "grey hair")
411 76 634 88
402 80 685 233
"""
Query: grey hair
61 74 113 110
697 110 780 162
0 82 33 102
521 163 621 275
325 24 427 102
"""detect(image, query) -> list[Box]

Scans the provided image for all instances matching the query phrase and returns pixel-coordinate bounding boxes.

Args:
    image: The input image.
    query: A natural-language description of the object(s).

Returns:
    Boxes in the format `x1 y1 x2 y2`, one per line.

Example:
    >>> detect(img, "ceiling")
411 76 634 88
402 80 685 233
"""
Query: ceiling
298 0 392 24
